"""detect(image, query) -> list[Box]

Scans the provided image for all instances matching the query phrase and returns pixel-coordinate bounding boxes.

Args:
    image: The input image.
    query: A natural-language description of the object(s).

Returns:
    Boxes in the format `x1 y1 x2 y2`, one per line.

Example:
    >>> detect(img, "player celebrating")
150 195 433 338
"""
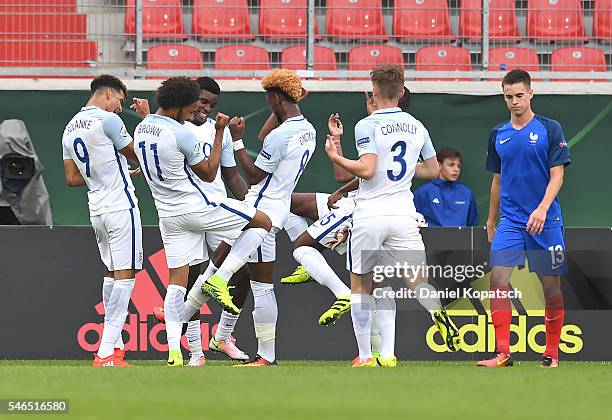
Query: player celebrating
62 75 147 367
198 69 317 366
325 65 457 368
134 77 271 367
479 69 570 368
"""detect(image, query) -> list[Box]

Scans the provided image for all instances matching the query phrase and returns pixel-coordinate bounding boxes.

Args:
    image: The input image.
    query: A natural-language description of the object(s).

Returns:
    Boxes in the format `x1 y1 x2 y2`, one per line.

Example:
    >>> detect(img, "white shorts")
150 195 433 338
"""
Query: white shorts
247 227 279 263
91 208 143 271
347 215 426 275
159 199 255 269
307 193 355 255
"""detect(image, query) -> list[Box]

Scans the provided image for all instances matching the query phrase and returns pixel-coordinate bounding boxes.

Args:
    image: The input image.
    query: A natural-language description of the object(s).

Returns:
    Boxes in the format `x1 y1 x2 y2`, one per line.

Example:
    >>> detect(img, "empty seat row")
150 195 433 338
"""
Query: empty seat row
0 14 88 40
146 43 609 80
0 40 97 66
0 0 76 13
125 0 612 42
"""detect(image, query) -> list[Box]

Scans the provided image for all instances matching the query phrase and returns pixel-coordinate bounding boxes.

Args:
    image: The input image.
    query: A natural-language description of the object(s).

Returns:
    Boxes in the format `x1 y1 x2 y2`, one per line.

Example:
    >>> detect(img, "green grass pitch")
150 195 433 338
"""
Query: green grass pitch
1 360 610 420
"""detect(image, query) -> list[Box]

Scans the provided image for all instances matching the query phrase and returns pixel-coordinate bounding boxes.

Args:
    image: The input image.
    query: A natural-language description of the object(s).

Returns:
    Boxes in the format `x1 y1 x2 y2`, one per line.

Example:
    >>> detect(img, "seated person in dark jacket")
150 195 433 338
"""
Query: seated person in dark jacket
413 147 478 226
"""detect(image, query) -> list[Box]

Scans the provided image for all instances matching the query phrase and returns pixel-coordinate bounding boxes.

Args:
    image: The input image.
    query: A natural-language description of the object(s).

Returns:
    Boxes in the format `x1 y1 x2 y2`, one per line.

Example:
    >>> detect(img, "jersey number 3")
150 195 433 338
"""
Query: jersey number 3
138 141 164 181
387 140 407 181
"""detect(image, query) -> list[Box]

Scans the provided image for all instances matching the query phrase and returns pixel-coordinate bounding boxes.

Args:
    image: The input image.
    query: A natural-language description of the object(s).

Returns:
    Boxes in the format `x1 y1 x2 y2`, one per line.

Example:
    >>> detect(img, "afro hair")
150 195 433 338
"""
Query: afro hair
261 69 303 103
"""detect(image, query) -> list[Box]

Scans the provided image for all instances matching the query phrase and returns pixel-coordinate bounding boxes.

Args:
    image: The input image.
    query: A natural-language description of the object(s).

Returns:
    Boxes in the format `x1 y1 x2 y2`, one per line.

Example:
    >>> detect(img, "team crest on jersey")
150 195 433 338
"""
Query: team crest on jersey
193 143 201 154
357 137 370 146
559 140 568 148
529 132 538 144
120 125 128 138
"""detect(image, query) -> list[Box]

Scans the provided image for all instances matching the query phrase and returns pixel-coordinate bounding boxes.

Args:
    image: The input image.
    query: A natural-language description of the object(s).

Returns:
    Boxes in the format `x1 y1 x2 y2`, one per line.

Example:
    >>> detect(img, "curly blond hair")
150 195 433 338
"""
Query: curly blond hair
261 69 303 103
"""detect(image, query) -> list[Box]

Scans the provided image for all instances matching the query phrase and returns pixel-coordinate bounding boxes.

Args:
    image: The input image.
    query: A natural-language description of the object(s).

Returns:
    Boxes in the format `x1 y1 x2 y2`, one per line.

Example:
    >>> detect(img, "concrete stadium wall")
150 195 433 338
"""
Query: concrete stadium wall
0 91 610 226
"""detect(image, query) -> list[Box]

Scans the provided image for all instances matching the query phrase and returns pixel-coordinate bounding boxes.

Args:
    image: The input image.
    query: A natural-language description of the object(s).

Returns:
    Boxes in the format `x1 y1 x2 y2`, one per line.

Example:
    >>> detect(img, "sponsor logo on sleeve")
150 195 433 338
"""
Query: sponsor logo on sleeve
260 150 271 160
357 137 370 147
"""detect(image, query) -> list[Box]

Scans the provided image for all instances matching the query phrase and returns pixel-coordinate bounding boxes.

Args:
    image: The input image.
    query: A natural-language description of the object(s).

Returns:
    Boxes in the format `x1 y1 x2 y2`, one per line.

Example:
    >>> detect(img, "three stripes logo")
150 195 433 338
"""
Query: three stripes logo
77 248 214 353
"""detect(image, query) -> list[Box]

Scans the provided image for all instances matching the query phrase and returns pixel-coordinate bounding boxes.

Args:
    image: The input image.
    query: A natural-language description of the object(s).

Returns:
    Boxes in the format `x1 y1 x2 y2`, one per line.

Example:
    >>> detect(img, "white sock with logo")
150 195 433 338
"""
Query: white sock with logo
216 228 268 281
186 320 204 359
373 287 396 359
350 293 374 362
183 263 215 321
284 213 308 242
165 284 186 352
97 278 135 358
102 277 125 350
215 311 240 342
251 280 277 363
415 283 442 315
293 246 351 297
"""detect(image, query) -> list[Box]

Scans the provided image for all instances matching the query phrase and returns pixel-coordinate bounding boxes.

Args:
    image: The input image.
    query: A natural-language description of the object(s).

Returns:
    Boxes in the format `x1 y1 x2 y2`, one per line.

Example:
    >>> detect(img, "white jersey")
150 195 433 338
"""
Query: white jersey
184 119 235 203
61 106 137 216
134 114 209 218
353 107 436 219
245 115 316 228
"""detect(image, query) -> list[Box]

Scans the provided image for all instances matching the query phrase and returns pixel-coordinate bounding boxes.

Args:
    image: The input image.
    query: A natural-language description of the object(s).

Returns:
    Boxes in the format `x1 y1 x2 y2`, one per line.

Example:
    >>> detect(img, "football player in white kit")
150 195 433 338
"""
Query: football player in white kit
134 77 272 366
198 69 317 366
324 65 460 368
62 75 148 367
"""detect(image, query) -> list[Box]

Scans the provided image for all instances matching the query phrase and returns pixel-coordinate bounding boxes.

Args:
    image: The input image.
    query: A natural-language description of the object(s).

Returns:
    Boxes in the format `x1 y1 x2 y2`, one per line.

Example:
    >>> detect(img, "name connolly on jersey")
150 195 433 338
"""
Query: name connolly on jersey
77 248 218 353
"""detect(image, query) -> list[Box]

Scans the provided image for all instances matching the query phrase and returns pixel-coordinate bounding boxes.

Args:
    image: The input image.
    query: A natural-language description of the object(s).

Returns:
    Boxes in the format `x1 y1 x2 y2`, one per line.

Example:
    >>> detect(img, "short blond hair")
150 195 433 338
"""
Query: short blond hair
370 64 405 100
261 69 303 103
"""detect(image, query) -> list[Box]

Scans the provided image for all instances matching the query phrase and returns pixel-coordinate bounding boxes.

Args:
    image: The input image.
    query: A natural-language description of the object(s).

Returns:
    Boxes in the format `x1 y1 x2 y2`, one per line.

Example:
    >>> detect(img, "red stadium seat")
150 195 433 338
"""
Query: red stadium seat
0 14 88 40
527 0 587 42
0 40 97 67
550 47 607 81
459 0 519 42
125 0 186 39
488 47 540 80
260 0 318 39
394 0 454 42
593 0 612 41
348 45 403 79
327 0 386 41
281 45 336 79
214 45 270 78
192 0 252 39
146 44 203 79
0 0 75 13
415 45 472 80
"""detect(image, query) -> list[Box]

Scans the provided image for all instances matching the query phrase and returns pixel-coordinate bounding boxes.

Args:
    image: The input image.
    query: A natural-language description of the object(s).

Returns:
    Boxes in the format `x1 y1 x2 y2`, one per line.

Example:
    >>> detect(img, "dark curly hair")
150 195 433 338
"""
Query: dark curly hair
90 74 127 97
155 77 200 109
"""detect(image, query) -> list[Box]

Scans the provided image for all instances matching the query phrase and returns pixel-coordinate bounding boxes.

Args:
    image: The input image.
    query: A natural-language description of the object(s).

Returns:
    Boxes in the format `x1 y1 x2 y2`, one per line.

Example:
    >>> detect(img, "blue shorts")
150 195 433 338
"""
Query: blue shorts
490 222 567 275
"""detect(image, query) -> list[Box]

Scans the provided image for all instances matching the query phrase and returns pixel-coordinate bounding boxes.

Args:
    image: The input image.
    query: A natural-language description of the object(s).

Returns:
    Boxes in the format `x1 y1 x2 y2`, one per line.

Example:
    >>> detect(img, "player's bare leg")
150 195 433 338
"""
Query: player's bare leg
290 193 319 221
235 262 278 366
540 275 563 368
94 268 135 367
477 266 514 367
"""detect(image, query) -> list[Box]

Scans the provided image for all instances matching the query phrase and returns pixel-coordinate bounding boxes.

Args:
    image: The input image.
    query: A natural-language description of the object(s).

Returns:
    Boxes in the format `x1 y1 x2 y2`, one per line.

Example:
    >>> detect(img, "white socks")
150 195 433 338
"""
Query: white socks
98 278 135 358
215 311 240 342
216 228 268 281
186 320 203 358
284 213 308 242
350 294 375 362
183 263 215 322
415 283 442 315
251 280 277 363
102 277 125 350
165 284 186 352
293 246 351 297
373 287 396 359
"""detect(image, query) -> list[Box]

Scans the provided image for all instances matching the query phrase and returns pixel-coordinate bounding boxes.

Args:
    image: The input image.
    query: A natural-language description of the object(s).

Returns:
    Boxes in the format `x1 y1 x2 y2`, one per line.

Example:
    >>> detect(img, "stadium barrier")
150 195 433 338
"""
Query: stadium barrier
0 226 610 360
0 0 610 80
0 89 609 226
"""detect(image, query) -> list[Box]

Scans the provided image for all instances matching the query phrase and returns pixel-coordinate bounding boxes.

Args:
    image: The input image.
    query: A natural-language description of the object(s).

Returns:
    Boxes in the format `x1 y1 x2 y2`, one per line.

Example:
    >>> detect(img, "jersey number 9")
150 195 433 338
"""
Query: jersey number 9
73 138 91 177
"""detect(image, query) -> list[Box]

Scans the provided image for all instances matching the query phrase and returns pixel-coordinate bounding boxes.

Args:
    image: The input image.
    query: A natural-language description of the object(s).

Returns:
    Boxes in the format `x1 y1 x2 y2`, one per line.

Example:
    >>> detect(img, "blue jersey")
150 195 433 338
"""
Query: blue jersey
413 179 478 227
486 114 571 228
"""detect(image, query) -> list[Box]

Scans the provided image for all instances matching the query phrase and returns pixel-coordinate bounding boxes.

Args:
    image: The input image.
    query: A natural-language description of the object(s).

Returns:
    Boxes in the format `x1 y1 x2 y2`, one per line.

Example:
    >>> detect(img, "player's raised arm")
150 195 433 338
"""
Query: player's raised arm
189 113 228 182
325 117 377 180
130 98 150 119
230 116 270 185
328 113 355 183
221 166 249 200
258 112 280 143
